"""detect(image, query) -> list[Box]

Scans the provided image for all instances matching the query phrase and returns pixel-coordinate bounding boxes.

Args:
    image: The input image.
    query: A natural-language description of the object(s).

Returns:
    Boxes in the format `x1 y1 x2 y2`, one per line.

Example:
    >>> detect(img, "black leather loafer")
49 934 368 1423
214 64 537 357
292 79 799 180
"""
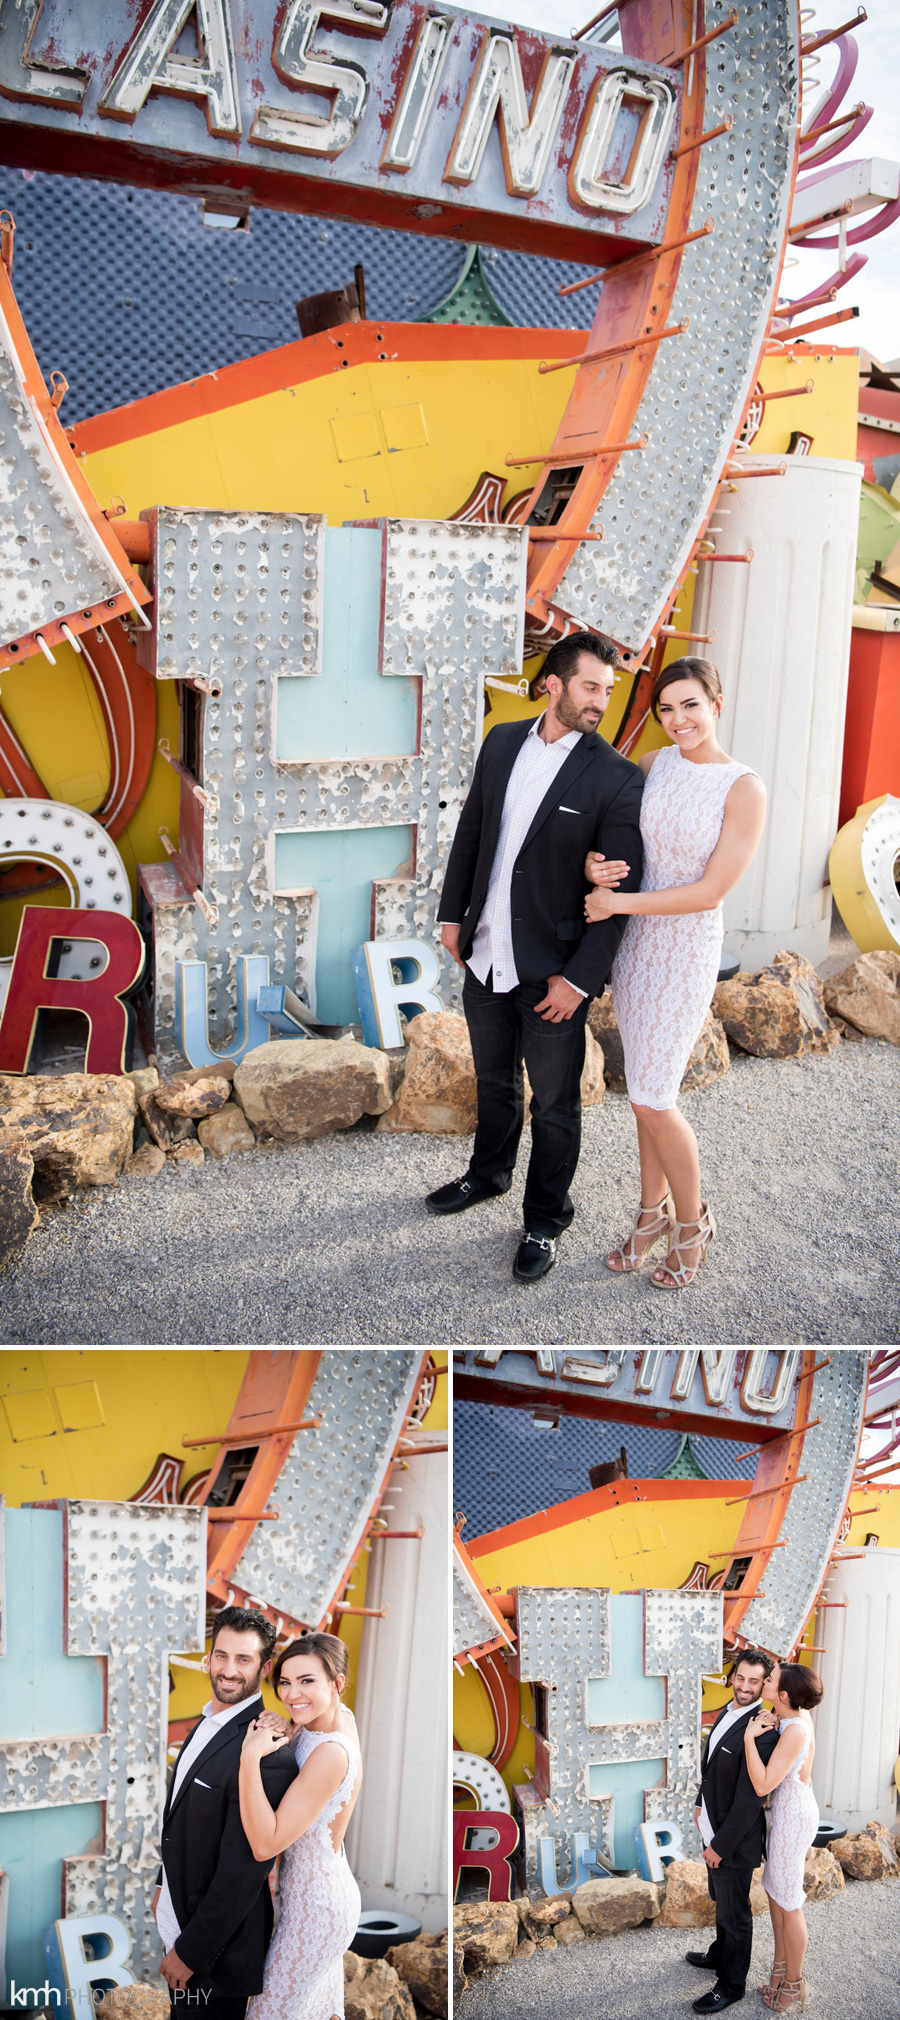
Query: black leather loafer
425 1175 498 1214
692 1988 745 2012
685 1954 718 1971
513 1232 558 1282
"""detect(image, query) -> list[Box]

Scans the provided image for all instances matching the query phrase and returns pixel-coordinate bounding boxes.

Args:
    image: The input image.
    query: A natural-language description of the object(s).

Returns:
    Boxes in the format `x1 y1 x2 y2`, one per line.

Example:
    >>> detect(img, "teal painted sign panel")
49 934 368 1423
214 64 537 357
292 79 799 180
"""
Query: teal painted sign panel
0 1802 103 2001
273 824 413 1024
0 1510 103 1740
275 528 418 764
587 1593 667 1867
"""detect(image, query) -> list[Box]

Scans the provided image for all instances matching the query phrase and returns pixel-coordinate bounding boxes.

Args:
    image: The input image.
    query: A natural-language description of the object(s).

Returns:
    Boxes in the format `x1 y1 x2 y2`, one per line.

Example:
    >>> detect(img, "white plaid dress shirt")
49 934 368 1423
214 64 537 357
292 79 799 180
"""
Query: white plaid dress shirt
467 716 585 993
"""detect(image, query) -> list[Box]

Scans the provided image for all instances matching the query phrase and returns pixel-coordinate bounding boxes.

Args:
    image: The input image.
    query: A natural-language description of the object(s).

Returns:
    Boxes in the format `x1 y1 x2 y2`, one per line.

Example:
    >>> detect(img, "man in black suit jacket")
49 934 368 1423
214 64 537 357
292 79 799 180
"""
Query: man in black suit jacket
429 631 644 1281
154 1606 298 2020
687 1650 780 2014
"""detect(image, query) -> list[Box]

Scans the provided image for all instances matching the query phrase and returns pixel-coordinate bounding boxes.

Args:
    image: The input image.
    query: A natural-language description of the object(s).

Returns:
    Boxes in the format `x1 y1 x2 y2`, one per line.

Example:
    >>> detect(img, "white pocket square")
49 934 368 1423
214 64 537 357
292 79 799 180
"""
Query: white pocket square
195 1778 212 1787
558 805 581 814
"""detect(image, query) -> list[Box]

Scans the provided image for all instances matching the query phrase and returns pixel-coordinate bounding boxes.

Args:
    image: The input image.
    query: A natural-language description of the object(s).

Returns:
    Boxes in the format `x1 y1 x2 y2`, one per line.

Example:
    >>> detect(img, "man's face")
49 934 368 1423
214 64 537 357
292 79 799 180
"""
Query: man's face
548 654 617 734
732 1661 767 1708
207 1627 271 1706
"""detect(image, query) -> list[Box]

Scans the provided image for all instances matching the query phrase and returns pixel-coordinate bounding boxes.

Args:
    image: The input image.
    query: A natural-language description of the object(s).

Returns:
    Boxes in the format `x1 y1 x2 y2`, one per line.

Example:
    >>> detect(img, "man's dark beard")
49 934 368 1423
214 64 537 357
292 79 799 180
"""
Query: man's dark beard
556 685 601 732
209 1667 263 1705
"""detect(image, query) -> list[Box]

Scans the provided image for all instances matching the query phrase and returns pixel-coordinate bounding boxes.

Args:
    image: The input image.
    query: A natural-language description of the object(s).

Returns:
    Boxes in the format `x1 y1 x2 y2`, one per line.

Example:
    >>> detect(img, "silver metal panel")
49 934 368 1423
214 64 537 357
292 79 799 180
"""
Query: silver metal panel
643 1588 722 1833
736 1352 868 1656
234 1349 421 1622
514 1585 721 1887
453 1547 513 1662
559 0 799 650
145 512 523 1063
0 312 133 638
0 1500 207 1982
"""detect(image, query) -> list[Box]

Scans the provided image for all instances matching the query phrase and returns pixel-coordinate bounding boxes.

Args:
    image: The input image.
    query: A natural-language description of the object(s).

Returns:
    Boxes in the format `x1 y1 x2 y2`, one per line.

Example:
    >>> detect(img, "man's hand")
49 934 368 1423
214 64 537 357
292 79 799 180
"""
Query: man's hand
160 1948 194 1989
441 923 465 970
703 1845 722 1869
535 975 582 1022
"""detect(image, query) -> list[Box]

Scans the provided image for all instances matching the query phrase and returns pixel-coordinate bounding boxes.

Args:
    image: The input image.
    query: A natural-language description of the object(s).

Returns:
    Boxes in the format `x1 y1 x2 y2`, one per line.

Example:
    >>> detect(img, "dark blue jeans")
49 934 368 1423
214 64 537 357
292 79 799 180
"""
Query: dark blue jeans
462 966 588 1237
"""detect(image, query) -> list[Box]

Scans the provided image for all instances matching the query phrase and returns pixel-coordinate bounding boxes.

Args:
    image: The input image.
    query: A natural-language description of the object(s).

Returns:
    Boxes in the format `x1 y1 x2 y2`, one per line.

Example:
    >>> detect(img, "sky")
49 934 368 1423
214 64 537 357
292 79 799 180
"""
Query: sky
501 0 900 364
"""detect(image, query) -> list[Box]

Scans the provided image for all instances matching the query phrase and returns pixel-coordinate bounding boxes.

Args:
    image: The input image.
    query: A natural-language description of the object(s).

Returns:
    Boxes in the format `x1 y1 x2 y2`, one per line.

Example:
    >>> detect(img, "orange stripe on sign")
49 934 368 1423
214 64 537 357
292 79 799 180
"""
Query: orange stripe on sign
467 1477 749 1555
73 323 586 455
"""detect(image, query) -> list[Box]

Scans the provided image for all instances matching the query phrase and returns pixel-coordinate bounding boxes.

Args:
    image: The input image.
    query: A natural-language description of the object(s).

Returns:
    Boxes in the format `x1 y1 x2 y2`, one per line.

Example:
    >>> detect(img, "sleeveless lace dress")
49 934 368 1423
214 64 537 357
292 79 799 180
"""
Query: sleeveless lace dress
763 1717 819 1911
611 742 754 1108
248 1730 361 2020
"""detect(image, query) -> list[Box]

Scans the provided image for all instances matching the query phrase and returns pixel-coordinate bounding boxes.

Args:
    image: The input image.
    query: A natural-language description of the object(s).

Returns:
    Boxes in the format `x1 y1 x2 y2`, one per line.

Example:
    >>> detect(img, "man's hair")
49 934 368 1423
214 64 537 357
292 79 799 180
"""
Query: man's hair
729 1648 775 1679
210 1605 277 1664
542 630 620 689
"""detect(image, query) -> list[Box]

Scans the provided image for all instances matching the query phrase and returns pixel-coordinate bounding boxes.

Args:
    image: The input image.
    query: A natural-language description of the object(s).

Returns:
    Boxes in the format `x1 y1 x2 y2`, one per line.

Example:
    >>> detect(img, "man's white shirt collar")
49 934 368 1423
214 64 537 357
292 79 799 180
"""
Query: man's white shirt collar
200 1689 261 1728
528 714 582 751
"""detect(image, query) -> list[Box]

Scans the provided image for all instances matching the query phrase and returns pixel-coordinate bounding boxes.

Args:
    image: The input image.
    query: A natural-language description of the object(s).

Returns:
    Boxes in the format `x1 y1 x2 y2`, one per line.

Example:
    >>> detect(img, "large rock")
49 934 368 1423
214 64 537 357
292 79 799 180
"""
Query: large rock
377 1012 477 1134
170 1139 205 1168
343 1955 415 2020
654 1860 716 1928
571 1875 662 1935
0 1073 136 1197
0 1135 39 1270
713 949 840 1058
154 1074 230 1118
588 997 728 1091
825 950 900 1045
452 1901 519 1970
803 1847 845 1901
386 1932 448 2018
198 1102 256 1157
831 1822 900 1880
234 1037 393 1140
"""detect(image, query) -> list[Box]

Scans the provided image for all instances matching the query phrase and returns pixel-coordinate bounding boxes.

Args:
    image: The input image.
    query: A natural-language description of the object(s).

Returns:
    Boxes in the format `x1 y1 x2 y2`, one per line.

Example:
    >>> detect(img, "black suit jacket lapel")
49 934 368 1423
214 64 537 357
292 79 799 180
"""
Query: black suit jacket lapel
702 1702 736 1777
166 1699 260 1822
484 718 531 858
518 734 599 854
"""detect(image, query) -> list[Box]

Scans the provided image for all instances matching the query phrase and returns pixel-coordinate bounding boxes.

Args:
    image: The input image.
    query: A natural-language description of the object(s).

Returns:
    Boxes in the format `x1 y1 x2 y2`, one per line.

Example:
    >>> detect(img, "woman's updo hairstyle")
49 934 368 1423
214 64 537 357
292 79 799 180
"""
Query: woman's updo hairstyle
650 656 723 723
776 1662 824 1711
273 1632 350 1692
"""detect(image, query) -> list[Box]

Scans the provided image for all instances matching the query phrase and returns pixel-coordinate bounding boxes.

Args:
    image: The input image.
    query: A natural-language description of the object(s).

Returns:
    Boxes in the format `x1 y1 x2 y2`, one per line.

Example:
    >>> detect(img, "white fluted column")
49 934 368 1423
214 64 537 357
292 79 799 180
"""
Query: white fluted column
692 454 862 969
344 1440 448 1930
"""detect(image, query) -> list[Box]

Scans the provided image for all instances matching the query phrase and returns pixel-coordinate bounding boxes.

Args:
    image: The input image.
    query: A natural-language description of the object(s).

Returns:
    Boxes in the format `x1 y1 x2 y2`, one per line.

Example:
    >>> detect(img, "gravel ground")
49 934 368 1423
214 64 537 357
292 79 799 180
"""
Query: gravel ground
458 1883 900 2020
2 1035 897 1345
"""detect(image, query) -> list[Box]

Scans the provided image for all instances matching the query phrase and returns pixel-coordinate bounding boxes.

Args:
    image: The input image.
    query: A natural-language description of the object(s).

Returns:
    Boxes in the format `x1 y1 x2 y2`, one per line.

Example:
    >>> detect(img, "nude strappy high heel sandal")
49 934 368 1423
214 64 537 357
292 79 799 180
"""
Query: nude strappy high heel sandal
651 1200 716 1290
760 1960 786 2005
605 1195 673 1273
772 1980 808 2012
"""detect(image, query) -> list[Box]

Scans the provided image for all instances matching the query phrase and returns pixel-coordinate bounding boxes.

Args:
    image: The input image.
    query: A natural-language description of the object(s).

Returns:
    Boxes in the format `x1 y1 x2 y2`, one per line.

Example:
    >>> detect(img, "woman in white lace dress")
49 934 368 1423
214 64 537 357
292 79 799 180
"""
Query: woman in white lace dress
239 1633 362 2020
583 658 766 1288
744 1661 824 2013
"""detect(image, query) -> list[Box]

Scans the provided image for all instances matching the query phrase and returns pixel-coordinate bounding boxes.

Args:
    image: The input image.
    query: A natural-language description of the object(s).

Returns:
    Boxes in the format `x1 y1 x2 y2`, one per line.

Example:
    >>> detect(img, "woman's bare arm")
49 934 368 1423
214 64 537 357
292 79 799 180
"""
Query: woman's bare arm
744 1713 805 1796
239 1725 348 1859
585 772 766 922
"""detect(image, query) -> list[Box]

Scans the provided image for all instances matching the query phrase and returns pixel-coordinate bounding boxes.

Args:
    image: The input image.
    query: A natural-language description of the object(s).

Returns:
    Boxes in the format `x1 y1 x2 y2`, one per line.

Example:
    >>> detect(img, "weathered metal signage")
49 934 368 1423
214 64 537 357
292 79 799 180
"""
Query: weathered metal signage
0 0 680 261
454 1348 808 1436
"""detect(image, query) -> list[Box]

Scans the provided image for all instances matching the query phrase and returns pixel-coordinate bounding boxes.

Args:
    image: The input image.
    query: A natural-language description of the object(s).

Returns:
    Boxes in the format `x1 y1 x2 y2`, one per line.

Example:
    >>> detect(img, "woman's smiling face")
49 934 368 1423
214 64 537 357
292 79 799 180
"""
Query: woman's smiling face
657 677 722 751
277 1651 338 1725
